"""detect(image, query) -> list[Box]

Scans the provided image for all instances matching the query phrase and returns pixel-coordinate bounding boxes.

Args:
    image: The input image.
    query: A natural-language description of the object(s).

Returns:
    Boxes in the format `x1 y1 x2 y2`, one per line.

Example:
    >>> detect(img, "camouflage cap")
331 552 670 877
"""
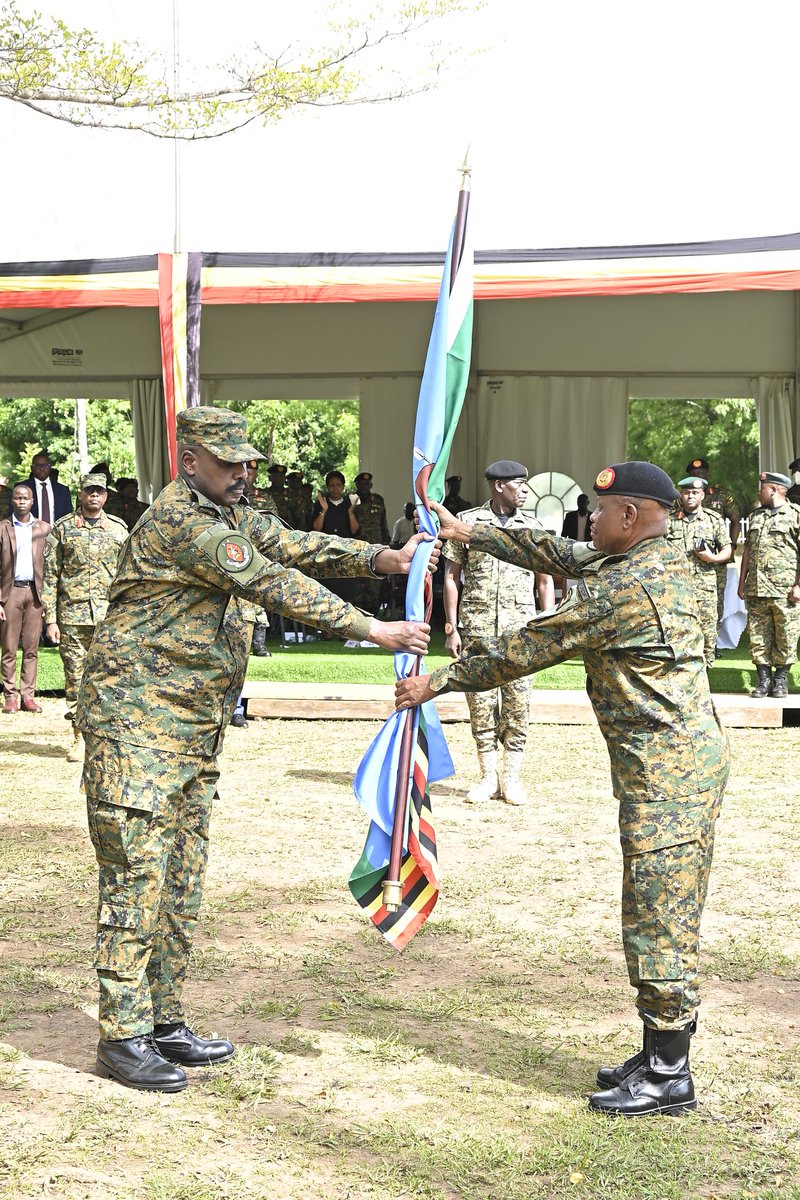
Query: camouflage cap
677 476 708 490
80 473 108 491
176 406 265 463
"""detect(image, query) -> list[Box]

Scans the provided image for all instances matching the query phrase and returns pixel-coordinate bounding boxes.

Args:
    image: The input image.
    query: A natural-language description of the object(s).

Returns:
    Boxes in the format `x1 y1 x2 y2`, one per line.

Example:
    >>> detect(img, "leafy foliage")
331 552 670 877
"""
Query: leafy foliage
227 398 359 491
627 397 760 513
0 0 474 139
0 396 136 485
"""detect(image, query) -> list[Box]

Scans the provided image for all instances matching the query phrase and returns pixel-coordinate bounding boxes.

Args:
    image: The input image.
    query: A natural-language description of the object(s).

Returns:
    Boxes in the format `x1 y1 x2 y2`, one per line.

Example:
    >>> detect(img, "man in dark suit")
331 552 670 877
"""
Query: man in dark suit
15 452 73 523
0 483 51 713
562 493 593 541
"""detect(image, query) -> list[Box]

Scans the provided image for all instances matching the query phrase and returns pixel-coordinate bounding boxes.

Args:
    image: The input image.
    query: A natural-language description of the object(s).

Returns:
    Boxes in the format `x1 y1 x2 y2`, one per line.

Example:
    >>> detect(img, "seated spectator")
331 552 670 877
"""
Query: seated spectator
391 502 416 546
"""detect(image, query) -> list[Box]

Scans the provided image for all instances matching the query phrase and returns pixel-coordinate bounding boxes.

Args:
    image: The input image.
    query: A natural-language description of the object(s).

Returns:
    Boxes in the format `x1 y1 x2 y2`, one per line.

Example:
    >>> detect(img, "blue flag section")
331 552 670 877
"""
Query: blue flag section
349 170 473 948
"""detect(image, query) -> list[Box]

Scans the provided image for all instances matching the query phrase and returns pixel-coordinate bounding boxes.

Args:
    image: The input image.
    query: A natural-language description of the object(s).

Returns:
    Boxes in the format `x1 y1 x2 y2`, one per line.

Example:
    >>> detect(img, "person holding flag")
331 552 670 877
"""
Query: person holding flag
396 461 729 1118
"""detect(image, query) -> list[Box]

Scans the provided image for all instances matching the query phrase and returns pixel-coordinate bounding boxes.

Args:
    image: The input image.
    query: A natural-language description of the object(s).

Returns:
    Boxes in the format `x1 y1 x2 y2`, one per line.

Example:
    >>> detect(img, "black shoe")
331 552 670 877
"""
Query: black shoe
751 665 772 698
250 626 272 657
97 1034 188 1092
153 1022 235 1067
595 1016 696 1089
589 1026 696 1117
770 666 789 698
230 712 248 728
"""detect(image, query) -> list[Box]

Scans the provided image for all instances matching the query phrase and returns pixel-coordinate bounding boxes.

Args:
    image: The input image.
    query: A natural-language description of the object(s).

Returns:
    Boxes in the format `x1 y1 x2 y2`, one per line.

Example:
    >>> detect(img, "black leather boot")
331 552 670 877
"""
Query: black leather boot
595 1016 696 1089
97 1034 188 1092
751 665 772 697
250 625 271 657
588 1025 696 1116
770 666 789 698
153 1022 235 1066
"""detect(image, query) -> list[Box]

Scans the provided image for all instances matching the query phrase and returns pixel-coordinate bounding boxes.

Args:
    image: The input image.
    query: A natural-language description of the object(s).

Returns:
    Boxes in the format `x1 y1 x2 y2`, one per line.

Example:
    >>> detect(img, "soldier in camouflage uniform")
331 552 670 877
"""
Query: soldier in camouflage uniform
76 406 433 1093
353 472 390 614
666 477 732 669
41 473 129 761
787 457 800 507
684 457 740 622
443 459 554 806
398 461 729 1118
286 471 309 531
738 470 800 698
265 463 295 526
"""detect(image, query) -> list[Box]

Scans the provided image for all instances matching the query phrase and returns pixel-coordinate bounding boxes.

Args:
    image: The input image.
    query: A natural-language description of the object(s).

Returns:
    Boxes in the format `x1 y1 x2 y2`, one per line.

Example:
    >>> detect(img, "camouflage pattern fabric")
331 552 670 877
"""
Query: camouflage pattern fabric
746 597 800 666
101 488 124 522
703 481 740 525
444 503 543 752
83 733 219 1040
76 476 382 756
285 484 309 531
40 509 129 626
354 494 390 613
119 497 149 532
265 487 295 526
742 501 800 666
666 507 730 668
60 624 96 713
427 525 729 1028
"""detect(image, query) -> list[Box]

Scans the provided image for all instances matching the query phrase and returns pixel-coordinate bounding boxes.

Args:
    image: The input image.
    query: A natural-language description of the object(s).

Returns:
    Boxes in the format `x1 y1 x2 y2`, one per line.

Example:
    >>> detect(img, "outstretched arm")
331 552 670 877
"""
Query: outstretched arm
430 501 600 578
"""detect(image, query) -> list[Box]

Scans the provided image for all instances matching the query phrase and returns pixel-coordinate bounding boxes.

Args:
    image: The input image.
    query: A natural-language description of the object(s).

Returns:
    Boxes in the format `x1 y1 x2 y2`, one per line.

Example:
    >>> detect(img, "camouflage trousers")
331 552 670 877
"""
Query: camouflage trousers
693 586 719 669
619 785 724 1030
59 624 96 716
715 564 727 624
463 637 530 753
746 597 800 666
355 578 385 616
83 733 219 1040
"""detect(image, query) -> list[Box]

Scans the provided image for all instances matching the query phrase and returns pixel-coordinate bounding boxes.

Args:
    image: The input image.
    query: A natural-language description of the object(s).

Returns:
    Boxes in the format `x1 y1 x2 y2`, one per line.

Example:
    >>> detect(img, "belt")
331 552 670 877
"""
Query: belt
13 580 32 588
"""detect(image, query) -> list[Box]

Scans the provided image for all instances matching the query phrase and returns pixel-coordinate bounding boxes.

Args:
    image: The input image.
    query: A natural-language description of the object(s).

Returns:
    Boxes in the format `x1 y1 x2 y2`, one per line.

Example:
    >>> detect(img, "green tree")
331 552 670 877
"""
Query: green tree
229 398 359 491
0 0 474 139
627 397 760 514
0 397 136 485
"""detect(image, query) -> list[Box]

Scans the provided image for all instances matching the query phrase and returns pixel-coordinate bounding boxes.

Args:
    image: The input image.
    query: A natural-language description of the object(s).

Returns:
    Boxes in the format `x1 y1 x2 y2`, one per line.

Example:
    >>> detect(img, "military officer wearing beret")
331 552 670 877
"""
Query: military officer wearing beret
738 470 800 698
353 472 390 614
443 474 471 517
40 473 129 762
76 406 435 1094
398 461 729 1117
666 478 732 669
684 457 741 623
443 460 554 805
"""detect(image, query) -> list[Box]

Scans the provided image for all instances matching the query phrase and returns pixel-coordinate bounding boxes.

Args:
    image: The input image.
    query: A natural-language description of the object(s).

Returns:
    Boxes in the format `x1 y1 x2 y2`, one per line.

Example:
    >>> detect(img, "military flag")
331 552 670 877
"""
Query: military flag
349 166 473 947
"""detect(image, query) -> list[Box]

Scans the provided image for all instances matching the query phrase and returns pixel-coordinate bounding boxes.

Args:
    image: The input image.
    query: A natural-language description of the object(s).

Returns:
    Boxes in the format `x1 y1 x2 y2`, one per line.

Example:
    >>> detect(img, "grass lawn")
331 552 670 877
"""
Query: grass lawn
25 636 794 694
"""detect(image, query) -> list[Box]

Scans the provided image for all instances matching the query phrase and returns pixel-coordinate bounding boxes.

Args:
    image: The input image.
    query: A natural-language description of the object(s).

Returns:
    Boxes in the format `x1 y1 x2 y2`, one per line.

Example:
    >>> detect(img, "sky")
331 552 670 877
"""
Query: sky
3 0 800 260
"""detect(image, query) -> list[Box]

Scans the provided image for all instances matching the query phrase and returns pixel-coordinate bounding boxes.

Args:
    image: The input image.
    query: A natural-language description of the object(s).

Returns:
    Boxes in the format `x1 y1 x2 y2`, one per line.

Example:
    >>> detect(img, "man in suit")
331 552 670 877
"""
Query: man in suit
16 452 73 523
561 493 593 540
0 483 51 713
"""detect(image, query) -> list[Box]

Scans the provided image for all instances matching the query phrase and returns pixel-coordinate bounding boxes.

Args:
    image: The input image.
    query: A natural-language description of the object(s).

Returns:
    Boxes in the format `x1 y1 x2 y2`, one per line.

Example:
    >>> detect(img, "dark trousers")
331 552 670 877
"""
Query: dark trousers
1 585 42 701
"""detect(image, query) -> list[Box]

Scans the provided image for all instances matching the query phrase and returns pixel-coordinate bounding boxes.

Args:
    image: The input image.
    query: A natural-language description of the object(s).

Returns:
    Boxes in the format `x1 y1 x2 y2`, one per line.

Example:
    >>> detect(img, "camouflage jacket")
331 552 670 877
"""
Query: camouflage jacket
265 486 295 527
742 501 800 597
703 482 740 524
666 507 731 593
76 476 381 756
444 503 545 636
41 509 129 626
429 527 729 805
355 493 390 544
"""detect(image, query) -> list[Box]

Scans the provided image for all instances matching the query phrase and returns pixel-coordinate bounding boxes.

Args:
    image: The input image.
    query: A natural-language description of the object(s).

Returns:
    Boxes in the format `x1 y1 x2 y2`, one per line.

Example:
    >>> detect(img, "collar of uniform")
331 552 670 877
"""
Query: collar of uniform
475 501 531 526
183 476 225 516
74 509 110 529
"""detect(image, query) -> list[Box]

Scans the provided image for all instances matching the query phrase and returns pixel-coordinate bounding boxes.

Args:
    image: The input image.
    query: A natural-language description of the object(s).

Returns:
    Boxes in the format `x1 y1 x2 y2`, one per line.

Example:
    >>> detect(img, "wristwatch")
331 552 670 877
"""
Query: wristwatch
444 622 455 636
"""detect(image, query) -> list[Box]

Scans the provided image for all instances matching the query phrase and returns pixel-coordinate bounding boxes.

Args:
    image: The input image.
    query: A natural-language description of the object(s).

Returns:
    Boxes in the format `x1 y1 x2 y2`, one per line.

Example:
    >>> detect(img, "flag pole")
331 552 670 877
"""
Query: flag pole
381 156 471 913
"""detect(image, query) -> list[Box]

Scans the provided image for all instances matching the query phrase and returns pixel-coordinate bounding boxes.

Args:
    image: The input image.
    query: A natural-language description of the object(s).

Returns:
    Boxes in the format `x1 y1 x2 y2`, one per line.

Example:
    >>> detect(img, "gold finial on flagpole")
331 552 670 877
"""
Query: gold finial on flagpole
459 146 472 191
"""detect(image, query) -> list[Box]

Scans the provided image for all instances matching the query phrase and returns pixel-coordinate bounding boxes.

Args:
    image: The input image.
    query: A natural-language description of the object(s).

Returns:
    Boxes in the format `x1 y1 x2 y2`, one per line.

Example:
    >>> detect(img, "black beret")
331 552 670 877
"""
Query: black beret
593 461 678 508
685 457 709 472
355 471 373 483
760 471 791 488
267 463 287 476
790 459 800 473
485 460 528 480
446 474 461 484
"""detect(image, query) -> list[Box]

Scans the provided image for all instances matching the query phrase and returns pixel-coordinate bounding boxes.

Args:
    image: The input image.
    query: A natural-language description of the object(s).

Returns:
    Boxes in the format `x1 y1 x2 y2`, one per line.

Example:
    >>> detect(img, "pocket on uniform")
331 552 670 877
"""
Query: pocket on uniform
95 902 143 976
637 953 682 981
86 778 161 869
619 798 710 855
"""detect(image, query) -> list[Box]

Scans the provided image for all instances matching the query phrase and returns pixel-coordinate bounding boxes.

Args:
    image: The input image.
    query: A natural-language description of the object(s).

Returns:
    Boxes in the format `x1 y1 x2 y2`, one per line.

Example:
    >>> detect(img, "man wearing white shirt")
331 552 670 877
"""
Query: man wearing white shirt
0 484 51 713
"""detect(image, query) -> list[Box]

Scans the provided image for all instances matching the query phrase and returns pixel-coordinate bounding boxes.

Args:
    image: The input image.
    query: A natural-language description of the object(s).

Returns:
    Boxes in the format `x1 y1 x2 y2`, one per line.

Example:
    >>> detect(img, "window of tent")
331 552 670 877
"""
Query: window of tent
523 472 582 532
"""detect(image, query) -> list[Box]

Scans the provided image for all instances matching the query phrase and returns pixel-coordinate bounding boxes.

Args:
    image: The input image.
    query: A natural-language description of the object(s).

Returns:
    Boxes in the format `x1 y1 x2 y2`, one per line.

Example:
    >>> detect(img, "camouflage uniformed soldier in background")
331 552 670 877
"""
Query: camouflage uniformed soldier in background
265 463 294 525
666 477 732 669
738 470 800 698
286 471 309 531
353 471 390 614
398 461 729 1118
787 457 800 507
41 473 129 761
90 463 124 523
76 406 434 1094
684 457 741 621
443 474 471 516
115 478 149 532
443 459 554 805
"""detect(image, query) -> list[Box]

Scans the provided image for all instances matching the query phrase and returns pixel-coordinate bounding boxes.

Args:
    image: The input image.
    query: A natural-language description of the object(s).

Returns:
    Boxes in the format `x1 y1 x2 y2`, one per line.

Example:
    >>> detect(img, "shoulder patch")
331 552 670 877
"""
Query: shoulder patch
193 525 266 585
217 533 254 572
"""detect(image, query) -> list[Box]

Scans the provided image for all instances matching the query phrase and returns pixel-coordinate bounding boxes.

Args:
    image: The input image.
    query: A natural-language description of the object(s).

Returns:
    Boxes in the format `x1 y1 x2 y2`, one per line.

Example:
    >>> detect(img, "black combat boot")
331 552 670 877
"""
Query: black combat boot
595 1016 697 1089
97 1034 188 1092
750 665 772 698
588 1025 696 1117
770 666 789 698
153 1022 235 1067
251 625 271 657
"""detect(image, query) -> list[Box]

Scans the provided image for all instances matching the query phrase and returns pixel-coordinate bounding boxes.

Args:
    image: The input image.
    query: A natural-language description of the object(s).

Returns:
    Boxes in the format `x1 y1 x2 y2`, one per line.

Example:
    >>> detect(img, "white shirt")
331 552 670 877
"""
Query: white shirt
576 512 590 540
35 477 55 520
12 514 35 582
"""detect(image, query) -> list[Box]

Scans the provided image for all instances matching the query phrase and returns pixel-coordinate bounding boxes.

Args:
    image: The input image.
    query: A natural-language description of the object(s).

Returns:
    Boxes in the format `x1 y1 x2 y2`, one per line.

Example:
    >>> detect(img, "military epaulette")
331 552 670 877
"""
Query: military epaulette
105 514 130 530
53 512 75 529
